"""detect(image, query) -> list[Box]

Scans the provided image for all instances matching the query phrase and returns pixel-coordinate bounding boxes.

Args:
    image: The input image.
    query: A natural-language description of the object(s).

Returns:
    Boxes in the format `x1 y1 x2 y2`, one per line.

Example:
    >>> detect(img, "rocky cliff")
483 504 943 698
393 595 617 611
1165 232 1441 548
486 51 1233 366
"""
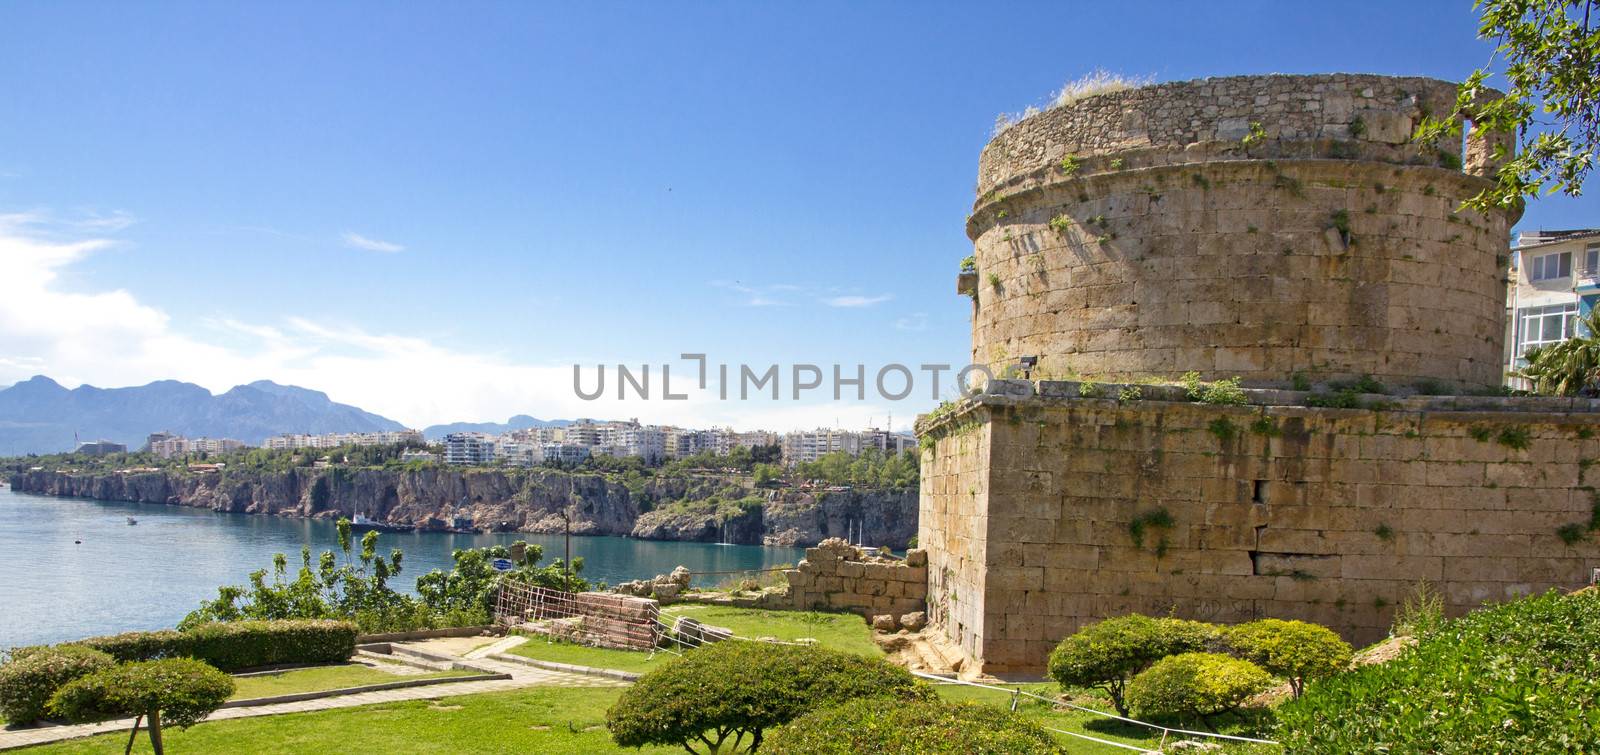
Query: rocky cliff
5 468 917 547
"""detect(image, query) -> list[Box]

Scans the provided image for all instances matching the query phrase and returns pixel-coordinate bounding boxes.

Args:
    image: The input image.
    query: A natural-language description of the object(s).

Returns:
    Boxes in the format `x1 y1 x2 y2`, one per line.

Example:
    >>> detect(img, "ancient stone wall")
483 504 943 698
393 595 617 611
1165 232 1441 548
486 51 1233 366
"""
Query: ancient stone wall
919 380 1600 674
966 73 1518 392
779 539 929 624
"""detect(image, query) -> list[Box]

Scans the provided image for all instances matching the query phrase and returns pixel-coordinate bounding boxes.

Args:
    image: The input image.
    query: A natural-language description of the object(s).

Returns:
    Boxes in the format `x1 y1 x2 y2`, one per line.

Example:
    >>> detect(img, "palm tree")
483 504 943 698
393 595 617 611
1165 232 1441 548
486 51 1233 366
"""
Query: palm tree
1518 309 1600 396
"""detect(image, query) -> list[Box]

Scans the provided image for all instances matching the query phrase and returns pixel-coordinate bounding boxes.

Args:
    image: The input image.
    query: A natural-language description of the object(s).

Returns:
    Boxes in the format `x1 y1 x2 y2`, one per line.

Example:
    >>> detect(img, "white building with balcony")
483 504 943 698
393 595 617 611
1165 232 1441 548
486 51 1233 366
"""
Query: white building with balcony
1506 229 1600 382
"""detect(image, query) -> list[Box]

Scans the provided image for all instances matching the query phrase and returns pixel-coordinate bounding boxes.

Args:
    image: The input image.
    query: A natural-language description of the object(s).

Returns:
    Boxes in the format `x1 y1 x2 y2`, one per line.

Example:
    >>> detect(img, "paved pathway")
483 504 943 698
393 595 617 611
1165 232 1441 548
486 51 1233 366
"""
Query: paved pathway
0 640 622 751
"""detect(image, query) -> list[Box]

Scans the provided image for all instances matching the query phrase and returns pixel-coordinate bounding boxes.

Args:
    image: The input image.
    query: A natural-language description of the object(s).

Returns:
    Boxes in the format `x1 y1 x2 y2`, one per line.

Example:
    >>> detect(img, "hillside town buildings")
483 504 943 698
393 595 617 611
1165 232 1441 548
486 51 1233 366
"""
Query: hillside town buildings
262 429 424 450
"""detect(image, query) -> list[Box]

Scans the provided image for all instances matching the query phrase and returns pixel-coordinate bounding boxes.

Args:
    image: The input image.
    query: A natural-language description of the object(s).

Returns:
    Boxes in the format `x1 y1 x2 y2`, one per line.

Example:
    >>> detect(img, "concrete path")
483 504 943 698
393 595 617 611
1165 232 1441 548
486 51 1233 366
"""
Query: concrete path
0 640 623 751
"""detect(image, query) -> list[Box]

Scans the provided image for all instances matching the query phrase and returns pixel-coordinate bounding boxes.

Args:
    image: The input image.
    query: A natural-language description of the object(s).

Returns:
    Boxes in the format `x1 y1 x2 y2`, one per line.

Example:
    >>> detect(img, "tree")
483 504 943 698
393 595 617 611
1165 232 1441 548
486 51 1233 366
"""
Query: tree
1125 652 1272 727
0 646 115 724
50 658 234 755
606 642 929 754
1417 0 1600 210
1518 309 1600 394
1046 614 1216 716
1224 619 1353 698
765 698 1063 754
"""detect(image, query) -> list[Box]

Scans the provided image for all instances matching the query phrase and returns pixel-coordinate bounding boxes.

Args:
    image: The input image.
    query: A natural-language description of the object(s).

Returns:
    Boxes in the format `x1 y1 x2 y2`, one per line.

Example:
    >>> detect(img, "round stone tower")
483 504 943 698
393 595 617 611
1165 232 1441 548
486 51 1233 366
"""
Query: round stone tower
964 73 1519 391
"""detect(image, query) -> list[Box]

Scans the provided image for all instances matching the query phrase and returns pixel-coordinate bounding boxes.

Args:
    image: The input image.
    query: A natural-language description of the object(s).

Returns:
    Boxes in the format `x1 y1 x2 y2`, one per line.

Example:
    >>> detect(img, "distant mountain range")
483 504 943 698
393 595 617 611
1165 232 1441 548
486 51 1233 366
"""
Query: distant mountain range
421 415 572 441
0 376 404 455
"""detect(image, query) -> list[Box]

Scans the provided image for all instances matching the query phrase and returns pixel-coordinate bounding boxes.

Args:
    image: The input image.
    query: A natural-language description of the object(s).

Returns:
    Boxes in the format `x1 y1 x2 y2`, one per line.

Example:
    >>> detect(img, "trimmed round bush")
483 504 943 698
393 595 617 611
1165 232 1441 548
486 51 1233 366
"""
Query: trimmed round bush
765 697 1064 754
606 641 929 754
0 645 115 724
50 658 234 749
1224 618 1352 697
1047 614 1216 715
1125 652 1271 723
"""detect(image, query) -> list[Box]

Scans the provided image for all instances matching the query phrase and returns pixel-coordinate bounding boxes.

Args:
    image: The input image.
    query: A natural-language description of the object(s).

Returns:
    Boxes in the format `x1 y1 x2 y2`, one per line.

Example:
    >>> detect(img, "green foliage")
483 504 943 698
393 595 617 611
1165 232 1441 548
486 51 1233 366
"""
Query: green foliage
605 642 928 754
1058 155 1081 175
1207 418 1239 442
1328 209 1352 243
1240 121 1267 148
1416 0 1600 210
1390 581 1447 639
1125 652 1272 722
1127 508 1174 552
1328 374 1385 394
1348 116 1366 138
1180 371 1248 405
1304 390 1363 409
0 646 115 724
65 620 357 671
1048 214 1074 233
51 658 233 752
1110 157 1126 169
1373 522 1394 541
1555 496 1600 544
765 698 1063 754
181 529 584 633
1224 619 1352 698
1078 380 1102 398
1047 614 1215 716
791 448 919 488
959 255 976 272
1278 590 1600 752
1495 425 1532 450
1291 372 1313 391
1118 384 1142 402
1249 416 1280 436
987 272 1001 290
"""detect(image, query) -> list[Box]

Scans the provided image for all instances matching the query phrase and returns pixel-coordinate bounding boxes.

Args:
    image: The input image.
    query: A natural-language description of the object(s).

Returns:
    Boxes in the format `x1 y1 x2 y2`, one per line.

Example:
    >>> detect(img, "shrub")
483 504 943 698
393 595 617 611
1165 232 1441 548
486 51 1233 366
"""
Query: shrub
606 641 929 754
1224 619 1352 697
51 658 233 754
765 697 1063 754
1047 614 1216 715
1389 581 1446 638
1277 590 1600 752
0 645 115 724
70 619 357 671
1125 652 1271 724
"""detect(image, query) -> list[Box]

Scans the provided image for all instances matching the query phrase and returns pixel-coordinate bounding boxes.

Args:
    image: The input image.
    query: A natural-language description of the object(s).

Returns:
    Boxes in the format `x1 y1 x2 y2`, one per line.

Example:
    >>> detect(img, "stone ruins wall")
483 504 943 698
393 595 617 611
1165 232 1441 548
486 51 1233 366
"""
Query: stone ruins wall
779 539 929 625
919 380 1600 674
965 73 1517 392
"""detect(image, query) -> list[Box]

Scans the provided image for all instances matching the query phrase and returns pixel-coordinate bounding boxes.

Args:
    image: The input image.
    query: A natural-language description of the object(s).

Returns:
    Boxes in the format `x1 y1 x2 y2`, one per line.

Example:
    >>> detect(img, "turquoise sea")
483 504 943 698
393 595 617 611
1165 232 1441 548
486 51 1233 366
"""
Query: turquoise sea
0 484 803 648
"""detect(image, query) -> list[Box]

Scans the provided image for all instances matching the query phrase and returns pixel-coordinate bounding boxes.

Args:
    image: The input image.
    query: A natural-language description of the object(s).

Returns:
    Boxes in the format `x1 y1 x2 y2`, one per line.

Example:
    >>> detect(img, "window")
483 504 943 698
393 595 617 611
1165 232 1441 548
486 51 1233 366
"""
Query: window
1529 251 1572 281
1529 251 1573 281
1587 242 1600 275
1517 302 1579 356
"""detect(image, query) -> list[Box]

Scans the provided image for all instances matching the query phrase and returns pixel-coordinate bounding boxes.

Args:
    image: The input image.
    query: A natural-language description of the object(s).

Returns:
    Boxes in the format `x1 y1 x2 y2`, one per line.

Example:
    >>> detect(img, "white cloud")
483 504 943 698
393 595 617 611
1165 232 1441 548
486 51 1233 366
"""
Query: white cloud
824 294 893 308
0 216 929 432
893 312 928 331
341 231 404 253
709 280 793 307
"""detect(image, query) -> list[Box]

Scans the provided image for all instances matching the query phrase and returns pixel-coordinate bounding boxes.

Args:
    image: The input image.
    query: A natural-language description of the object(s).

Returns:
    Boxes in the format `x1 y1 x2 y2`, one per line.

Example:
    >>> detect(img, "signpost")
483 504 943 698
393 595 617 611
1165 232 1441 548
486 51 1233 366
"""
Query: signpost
491 558 514 573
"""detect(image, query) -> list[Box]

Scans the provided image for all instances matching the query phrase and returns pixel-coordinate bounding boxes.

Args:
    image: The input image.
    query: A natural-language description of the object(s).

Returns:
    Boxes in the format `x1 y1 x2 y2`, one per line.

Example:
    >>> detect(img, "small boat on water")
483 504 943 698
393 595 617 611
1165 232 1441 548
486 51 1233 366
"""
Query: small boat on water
126 517 137 525
350 513 410 532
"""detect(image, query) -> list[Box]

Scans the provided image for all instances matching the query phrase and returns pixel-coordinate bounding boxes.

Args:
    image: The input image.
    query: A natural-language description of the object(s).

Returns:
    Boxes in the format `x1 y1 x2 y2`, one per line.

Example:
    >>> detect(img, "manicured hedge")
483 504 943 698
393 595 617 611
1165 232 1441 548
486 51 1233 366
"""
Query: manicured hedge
1047 614 1217 715
50 658 234 729
1277 590 1600 751
71 620 358 671
1125 652 1272 722
0 645 115 724
766 697 1064 754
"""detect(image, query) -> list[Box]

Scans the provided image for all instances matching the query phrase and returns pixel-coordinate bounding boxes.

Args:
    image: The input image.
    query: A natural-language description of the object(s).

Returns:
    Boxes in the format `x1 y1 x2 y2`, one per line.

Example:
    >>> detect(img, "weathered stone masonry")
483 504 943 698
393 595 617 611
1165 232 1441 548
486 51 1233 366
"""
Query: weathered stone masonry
922 384 1600 673
921 73 1600 676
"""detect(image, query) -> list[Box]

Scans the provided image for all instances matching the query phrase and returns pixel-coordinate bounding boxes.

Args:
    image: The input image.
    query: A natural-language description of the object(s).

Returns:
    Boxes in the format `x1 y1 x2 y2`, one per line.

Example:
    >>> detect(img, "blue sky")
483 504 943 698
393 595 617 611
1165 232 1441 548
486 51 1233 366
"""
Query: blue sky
0 1 1594 430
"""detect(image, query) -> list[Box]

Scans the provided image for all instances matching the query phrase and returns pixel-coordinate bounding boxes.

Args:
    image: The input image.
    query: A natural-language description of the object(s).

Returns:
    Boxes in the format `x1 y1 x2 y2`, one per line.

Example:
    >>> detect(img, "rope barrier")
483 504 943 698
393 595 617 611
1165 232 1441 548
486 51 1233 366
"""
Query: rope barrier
910 671 1280 747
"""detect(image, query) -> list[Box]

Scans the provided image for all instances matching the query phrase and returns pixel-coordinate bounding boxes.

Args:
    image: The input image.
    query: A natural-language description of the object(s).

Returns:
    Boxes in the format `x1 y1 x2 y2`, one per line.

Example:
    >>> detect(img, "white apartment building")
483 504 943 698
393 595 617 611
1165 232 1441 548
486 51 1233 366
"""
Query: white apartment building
1505 229 1600 382
147 435 246 458
442 432 497 466
782 427 917 465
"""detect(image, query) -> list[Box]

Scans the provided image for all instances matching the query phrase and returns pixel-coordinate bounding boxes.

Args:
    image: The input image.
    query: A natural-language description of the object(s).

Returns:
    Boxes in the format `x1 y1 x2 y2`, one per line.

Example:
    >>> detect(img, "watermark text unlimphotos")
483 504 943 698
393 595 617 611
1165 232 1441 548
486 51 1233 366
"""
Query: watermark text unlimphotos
573 354 993 401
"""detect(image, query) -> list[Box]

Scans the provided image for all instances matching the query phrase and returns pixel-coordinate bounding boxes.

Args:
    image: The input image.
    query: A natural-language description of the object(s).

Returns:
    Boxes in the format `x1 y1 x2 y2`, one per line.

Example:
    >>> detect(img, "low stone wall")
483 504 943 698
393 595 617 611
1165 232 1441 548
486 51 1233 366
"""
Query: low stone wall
777 539 929 625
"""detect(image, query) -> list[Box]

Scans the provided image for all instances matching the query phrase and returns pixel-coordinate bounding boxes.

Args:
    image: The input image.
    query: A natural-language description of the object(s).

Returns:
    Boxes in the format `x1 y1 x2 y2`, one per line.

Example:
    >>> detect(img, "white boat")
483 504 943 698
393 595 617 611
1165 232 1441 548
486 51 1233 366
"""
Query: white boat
126 517 137 525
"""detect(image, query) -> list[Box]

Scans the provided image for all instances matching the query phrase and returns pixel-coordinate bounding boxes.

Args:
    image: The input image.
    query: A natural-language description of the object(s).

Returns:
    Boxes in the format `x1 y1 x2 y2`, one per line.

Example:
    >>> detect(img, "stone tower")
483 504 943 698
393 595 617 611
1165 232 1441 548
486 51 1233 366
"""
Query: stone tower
964 73 1516 391
920 74 1600 677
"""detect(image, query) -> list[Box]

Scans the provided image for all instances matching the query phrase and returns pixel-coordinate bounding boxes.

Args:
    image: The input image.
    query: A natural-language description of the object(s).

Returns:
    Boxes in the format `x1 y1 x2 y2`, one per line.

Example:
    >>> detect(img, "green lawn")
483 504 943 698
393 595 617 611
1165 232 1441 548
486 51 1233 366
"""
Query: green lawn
934 681 1278 754
658 604 881 656
22 687 673 755
230 664 474 701
507 604 879 674
505 637 679 676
